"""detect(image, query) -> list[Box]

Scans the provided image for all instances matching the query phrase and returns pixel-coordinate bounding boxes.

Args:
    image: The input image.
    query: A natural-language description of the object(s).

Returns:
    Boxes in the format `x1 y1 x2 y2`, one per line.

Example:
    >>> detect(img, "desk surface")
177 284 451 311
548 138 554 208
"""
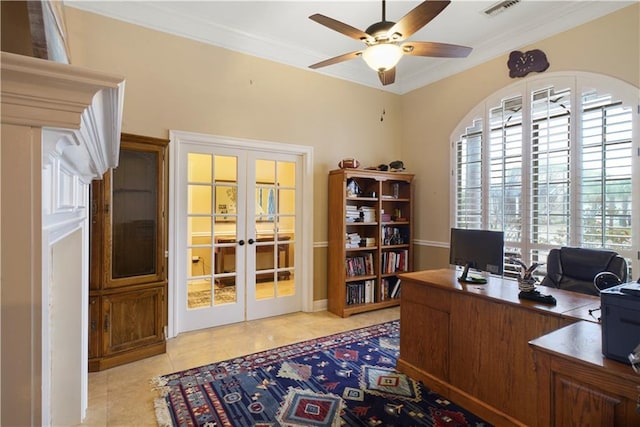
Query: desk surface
398 268 600 322
530 320 637 380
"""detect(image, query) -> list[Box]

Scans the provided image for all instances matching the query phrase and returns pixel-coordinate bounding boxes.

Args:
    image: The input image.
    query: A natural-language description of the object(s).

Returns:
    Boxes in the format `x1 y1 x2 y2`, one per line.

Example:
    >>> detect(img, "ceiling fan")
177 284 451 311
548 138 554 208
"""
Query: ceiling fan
308 0 472 85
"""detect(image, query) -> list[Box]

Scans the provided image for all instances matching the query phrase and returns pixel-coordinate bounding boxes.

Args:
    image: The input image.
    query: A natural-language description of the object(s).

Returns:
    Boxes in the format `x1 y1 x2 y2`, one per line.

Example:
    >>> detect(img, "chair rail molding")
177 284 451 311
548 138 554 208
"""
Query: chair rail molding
1 51 124 426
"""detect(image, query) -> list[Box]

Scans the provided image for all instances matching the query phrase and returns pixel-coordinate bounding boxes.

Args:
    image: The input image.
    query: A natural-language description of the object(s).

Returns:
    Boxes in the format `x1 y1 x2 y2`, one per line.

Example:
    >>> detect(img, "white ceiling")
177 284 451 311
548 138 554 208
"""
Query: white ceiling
65 0 633 94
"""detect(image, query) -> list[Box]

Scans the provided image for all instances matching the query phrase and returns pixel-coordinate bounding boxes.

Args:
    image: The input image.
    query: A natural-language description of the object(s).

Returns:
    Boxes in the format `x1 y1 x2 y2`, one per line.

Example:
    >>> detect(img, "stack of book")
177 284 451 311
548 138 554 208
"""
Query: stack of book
359 206 376 222
346 205 360 222
346 232 361 248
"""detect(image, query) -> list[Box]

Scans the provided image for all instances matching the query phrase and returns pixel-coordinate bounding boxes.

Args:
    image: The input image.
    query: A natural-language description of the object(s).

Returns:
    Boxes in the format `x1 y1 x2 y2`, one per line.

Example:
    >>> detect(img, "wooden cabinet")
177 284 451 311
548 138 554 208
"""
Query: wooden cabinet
88 133 168 372
327 169 413 317
531 321 640 427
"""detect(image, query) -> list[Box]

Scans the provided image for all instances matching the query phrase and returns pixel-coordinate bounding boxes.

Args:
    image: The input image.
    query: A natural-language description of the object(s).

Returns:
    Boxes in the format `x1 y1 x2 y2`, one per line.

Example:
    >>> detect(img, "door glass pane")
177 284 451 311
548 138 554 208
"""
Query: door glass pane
277 239 294 297
277 161 295 187
214 155 237 182
188 279 210 309
278 189 295 215
188 153 212 182
111 149 158 278
214 184 237 222
256 159 275 183
188 185 212 215
255 185 276 222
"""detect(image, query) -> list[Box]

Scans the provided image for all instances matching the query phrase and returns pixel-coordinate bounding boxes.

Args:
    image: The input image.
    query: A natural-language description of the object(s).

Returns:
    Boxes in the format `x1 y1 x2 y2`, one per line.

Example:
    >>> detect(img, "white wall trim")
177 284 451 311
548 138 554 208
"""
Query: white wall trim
413 239 449 249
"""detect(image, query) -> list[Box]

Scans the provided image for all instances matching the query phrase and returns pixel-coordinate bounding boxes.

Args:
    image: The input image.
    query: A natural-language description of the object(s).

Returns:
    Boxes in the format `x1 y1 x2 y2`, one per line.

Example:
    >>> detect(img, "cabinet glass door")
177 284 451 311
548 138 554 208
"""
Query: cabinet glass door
105 144 165 288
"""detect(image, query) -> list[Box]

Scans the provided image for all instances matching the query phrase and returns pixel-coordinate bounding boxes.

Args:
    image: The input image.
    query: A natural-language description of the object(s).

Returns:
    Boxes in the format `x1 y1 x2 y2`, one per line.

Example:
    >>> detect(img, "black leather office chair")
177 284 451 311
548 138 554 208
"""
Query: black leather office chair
540 247 627 296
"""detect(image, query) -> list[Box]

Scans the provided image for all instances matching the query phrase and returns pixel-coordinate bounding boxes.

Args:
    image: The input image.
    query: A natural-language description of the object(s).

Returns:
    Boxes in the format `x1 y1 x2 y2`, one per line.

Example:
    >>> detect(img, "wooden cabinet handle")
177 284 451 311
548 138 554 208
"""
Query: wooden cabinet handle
104 314 110 332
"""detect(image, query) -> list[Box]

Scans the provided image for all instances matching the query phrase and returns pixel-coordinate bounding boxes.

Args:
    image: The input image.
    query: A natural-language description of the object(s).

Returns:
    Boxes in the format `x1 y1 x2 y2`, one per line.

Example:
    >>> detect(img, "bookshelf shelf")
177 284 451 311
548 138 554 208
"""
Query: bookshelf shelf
328 168 414 317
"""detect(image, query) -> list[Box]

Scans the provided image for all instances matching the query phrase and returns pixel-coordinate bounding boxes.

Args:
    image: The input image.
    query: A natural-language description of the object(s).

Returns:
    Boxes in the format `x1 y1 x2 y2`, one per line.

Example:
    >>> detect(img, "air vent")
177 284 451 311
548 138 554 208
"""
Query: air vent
483 0 521 17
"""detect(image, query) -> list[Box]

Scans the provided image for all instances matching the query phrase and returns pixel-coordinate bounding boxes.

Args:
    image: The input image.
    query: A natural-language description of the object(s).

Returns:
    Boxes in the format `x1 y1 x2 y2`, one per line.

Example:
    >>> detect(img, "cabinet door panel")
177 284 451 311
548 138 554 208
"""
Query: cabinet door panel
102 287 164 355
554 375 619 426
400 283 450 380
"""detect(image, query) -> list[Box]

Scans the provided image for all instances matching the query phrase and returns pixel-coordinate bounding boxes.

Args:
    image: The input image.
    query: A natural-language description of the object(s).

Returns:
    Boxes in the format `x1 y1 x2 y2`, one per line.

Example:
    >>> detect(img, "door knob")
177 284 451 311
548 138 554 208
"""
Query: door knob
238 240 245 246
248 238 255 245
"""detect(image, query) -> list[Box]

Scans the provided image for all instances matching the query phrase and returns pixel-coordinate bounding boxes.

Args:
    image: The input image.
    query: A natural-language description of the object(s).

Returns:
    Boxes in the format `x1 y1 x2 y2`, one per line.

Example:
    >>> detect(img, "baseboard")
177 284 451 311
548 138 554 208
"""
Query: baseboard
312 299 327 312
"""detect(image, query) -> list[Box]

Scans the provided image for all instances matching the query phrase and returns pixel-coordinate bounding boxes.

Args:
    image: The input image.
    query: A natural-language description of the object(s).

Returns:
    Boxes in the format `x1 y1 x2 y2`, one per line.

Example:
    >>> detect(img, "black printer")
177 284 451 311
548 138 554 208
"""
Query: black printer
601 282 640 364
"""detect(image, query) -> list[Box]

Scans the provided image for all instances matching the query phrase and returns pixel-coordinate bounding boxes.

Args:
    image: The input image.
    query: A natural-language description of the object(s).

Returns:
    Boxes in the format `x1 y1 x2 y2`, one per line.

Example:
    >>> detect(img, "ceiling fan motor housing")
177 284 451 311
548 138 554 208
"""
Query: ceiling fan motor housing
365 21 399 43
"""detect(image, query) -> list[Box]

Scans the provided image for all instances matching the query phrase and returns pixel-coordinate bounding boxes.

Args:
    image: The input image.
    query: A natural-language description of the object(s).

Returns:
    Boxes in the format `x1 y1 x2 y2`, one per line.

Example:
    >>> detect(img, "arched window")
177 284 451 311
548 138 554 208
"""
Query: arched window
451 72 638 277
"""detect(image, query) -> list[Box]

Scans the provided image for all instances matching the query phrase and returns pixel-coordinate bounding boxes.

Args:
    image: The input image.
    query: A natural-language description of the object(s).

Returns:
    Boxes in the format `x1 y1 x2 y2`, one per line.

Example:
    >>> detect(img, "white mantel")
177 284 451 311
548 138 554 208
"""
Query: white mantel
1 52 124 426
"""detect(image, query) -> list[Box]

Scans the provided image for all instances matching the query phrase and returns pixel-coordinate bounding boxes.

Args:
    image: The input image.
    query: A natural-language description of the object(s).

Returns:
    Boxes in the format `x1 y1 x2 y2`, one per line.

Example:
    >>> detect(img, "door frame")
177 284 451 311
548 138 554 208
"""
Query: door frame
167 130 314 338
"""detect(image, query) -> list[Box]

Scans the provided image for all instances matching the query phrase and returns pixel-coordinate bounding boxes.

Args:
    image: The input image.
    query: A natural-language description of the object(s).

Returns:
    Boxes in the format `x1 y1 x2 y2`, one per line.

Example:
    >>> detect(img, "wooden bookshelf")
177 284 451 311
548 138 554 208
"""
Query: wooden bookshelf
328 168 414 317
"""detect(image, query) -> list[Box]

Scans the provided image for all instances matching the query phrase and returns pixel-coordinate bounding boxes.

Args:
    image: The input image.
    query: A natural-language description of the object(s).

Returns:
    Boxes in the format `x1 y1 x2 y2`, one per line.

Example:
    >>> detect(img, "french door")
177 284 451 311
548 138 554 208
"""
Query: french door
176 140 302 333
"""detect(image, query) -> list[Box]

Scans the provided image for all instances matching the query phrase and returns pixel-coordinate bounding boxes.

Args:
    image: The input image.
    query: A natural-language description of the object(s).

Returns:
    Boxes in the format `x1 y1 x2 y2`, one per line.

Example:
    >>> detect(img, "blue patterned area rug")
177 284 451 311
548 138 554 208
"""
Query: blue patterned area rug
153 320 490 426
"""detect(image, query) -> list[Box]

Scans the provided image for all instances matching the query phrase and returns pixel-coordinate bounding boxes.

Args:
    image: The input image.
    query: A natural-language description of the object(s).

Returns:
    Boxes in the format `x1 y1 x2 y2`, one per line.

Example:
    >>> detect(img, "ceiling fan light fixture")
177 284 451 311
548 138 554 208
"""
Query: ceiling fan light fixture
362 43 403 72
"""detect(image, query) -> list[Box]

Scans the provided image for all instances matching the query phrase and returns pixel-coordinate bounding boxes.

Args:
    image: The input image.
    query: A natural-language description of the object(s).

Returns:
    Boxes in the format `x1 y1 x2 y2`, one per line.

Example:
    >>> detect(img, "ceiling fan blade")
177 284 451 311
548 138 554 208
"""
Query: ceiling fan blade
389 0 451 41
401 41 472 58
309 14 372 42
309 51 362 69
378 67 396 85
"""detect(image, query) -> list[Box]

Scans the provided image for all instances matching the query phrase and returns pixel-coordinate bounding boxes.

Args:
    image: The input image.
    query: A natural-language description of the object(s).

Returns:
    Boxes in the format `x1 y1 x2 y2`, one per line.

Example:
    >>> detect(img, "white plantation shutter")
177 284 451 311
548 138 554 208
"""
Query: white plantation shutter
530 86 571 262
452 73 637 276
489 96 523 238
455 119 483 229
580 92 633 261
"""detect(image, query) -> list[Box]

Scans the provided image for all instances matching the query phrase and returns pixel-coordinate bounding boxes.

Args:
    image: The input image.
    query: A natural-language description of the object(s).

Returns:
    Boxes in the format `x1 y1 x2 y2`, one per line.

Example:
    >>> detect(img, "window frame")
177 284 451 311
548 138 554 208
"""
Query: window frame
450 72 640 277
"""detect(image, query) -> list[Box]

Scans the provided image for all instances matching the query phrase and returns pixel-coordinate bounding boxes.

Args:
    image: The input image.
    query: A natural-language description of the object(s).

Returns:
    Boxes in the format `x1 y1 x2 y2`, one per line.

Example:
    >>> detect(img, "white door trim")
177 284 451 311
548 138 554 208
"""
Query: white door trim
167 130 314 338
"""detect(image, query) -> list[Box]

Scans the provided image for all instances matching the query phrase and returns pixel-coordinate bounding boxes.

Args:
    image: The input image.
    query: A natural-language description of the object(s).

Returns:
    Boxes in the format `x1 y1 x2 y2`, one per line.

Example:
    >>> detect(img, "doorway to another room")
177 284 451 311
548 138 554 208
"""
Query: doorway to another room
169 131 314 335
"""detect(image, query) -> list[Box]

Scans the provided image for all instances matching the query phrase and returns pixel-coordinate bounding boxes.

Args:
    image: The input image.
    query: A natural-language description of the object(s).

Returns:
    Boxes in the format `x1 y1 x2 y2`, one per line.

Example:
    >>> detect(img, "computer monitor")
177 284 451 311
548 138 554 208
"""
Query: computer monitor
449 228 504 283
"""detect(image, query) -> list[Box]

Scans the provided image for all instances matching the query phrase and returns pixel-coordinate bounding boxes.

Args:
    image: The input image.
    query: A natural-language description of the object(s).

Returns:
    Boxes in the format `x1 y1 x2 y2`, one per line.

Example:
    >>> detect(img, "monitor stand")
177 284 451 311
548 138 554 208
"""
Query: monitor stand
458 263 487 284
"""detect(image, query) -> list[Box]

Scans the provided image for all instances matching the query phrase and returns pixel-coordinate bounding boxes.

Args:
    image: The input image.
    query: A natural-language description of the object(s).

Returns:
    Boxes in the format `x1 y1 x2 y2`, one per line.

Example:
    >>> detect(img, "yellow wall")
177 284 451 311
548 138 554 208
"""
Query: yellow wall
63 4 639 300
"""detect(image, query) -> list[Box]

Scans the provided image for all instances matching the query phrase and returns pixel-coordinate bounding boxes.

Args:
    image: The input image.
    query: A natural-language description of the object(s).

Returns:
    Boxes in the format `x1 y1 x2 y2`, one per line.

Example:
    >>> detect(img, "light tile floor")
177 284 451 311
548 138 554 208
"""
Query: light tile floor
77 307 400 426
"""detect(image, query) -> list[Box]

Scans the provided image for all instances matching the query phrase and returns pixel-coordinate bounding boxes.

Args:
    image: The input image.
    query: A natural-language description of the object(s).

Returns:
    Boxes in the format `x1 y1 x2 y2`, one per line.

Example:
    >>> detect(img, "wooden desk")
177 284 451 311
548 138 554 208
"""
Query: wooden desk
530 321 640 426
396 268 601 426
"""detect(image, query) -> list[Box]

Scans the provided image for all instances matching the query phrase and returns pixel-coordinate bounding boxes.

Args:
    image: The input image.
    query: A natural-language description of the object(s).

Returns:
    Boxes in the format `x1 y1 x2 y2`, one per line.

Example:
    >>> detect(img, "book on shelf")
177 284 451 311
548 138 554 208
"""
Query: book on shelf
346 279 376 305
345 252 374 277
345 205 376 222
381 250 408 273
379 277 402 300
358 206 376 222
346 205 360 222
382 225 407 245
346 232 361 248
390 278 402 299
